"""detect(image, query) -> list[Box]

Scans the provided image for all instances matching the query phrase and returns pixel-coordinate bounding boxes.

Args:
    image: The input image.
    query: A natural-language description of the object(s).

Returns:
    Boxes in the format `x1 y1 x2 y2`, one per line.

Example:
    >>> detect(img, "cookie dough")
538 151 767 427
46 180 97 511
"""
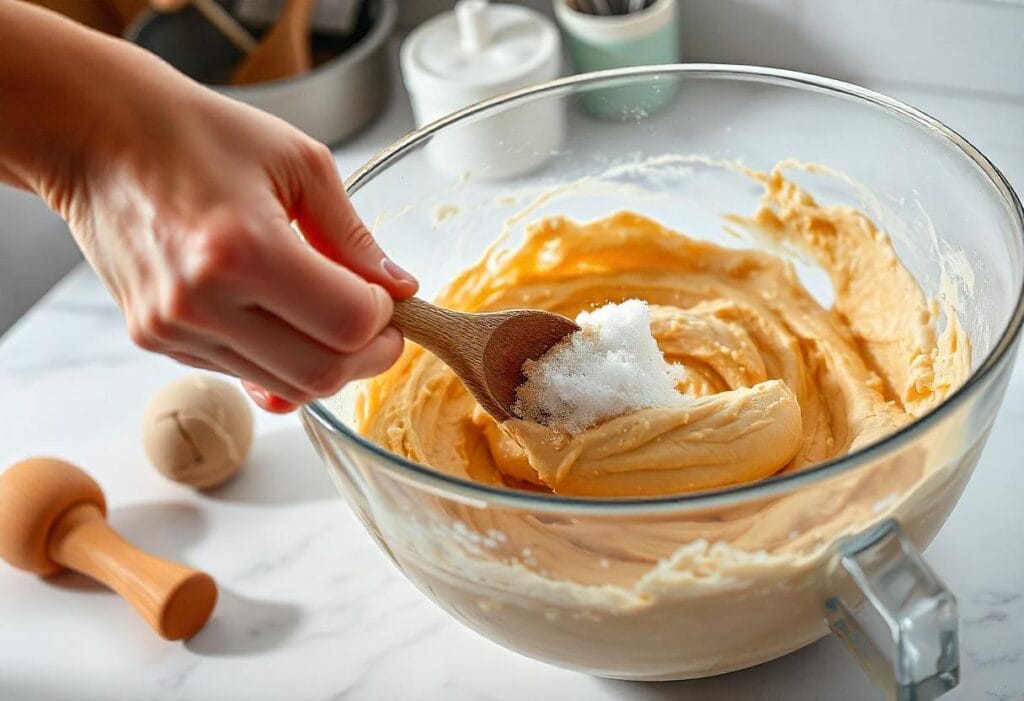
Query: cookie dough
358 164 969 496
342 161 975 679
143 375 253 489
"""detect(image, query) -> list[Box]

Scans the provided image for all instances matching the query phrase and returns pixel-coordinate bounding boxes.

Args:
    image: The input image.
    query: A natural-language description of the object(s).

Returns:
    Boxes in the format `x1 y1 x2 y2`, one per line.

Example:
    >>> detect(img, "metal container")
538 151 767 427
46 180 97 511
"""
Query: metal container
125 0 396 144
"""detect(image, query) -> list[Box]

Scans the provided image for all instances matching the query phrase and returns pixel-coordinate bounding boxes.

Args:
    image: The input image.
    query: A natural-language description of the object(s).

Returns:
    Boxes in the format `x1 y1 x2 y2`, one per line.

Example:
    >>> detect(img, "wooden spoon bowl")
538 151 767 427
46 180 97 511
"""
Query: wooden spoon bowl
232 0 314 85
391 297 579 421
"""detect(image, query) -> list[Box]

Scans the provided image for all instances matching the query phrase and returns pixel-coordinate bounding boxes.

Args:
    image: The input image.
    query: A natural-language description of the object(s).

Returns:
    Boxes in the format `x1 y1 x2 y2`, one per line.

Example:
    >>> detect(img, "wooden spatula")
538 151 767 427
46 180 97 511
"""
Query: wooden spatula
390 297 579 421
231 0 314 86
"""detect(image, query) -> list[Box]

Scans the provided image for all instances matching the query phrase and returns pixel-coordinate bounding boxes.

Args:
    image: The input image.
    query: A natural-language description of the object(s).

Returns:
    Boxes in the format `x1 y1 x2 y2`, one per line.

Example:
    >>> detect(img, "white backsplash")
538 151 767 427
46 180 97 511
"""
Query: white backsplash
676 0 1024 97
0 187 82 334
1 0 1022 333
402 0 1024 96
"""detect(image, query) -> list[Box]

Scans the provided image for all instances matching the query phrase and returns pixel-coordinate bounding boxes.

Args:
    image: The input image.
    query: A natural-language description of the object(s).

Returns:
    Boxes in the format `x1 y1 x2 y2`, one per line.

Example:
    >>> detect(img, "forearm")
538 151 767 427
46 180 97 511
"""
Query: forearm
0 0 192 216
1 1 415 409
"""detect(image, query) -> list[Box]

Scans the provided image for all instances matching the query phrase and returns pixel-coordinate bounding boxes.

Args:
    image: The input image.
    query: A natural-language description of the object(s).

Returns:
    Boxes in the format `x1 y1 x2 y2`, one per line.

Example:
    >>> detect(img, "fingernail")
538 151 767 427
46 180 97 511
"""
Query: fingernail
242 381 298 413
263 394 299 413
381 257 417 286
242 380 268 402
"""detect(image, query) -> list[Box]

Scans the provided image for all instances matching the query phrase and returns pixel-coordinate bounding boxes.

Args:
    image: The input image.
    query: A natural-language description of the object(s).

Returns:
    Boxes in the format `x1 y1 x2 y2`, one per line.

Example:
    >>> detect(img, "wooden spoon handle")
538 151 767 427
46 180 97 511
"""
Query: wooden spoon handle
392 297 459 348
48 504 217 641
391 297 493 368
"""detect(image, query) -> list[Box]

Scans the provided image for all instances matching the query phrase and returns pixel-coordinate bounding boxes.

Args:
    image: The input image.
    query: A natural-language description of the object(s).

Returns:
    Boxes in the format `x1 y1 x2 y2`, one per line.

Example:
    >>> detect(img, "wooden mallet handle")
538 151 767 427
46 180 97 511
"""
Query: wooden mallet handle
0 457 217 641
50 502 217 640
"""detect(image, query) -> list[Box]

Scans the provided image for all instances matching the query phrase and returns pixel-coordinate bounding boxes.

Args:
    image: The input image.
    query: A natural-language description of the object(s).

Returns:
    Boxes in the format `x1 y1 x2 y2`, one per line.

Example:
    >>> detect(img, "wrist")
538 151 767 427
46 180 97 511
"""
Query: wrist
0 2 198 219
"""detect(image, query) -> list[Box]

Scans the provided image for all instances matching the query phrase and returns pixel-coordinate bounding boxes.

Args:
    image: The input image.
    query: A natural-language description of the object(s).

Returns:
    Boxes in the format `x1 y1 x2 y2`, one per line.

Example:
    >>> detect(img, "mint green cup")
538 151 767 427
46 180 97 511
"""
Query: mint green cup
554 0 679 118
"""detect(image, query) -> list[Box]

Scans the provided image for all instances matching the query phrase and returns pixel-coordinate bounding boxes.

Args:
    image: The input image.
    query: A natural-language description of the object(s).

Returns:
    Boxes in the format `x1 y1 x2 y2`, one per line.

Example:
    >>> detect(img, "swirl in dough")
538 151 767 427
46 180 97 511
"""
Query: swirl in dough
357 164 968 497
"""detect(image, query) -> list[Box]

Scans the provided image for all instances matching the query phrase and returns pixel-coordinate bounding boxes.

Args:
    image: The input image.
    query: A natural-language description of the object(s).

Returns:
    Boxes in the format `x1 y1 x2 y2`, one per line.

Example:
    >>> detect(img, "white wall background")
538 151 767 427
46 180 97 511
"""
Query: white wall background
2 0 1023 333
0 187 83 333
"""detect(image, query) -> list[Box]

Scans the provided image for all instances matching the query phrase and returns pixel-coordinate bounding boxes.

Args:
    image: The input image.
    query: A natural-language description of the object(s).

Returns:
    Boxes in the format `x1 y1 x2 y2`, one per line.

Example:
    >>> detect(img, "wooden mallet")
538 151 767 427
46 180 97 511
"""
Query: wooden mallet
0 457 217 640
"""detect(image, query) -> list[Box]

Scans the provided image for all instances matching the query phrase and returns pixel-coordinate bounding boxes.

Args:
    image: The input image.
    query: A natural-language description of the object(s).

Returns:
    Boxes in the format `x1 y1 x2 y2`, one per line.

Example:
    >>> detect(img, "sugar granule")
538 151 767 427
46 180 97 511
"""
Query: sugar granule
512 300 685 433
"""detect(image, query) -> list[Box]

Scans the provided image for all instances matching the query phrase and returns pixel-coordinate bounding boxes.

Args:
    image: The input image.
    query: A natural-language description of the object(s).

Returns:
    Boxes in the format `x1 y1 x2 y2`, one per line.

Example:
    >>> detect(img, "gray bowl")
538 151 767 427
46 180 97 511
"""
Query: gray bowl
126 0 396 144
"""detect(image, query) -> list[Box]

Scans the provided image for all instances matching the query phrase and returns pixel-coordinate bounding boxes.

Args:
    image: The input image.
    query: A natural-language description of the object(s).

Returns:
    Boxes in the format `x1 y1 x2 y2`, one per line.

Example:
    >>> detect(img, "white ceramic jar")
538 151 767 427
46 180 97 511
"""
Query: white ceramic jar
400 0 564 179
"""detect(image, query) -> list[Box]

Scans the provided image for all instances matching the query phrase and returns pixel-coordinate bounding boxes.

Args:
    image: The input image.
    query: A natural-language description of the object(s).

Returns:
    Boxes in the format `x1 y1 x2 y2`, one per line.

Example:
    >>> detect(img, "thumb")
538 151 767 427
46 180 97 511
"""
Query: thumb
291 149 419 299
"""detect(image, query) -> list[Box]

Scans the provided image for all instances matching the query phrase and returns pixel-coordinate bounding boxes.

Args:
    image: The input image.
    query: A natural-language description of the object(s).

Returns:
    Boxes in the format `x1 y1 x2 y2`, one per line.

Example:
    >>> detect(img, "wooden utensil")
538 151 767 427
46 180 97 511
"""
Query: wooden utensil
391 297 579 421
231 0 314 85
150 0 258 53
0 457 218 641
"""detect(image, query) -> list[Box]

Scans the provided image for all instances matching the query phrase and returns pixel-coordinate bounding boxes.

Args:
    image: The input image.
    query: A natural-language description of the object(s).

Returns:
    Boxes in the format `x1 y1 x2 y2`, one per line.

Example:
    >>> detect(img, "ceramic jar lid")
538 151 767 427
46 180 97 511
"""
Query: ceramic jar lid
401 0 560 104
399 1 564 179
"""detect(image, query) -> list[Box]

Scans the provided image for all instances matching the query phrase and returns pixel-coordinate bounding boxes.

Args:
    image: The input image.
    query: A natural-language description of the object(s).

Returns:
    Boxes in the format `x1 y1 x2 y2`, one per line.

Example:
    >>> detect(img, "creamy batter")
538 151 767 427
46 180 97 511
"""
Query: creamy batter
358 163 969 497
342 161 976 679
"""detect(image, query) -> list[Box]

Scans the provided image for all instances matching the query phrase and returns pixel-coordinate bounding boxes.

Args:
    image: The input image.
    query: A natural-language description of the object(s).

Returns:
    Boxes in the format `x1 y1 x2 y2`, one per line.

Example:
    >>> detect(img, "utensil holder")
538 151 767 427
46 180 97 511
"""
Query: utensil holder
554 0 679 119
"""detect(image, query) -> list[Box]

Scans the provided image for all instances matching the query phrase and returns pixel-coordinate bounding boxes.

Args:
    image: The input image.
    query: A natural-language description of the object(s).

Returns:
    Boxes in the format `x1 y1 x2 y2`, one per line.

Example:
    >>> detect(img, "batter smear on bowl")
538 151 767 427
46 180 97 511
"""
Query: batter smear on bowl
357 162 971 497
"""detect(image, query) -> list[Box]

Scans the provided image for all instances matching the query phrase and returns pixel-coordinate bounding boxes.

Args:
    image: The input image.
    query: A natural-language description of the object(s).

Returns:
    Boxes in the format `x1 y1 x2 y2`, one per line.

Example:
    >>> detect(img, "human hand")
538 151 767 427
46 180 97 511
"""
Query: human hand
4 13 417 412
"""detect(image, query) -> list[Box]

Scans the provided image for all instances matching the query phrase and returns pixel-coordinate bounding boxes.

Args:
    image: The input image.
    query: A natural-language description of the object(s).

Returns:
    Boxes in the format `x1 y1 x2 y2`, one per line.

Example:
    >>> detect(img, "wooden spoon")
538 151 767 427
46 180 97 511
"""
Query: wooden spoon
231 0 314 86
391 297 579 421
0 457 218 641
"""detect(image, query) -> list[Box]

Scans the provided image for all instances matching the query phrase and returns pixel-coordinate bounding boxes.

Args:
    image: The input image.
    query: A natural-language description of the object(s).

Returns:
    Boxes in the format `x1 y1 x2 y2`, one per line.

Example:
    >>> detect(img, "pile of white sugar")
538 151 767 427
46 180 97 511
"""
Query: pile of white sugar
513 300 686 433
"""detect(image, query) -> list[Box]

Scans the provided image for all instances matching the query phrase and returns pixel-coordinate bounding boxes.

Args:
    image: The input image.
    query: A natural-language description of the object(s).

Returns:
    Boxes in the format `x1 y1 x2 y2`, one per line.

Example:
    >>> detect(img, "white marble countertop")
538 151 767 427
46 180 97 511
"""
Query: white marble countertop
2 65 1023 700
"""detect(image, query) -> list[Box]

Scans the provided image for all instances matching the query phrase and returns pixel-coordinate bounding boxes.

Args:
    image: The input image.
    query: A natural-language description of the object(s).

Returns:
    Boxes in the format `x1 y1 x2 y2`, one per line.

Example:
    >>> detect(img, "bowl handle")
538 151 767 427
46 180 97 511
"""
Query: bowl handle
825 518 959 700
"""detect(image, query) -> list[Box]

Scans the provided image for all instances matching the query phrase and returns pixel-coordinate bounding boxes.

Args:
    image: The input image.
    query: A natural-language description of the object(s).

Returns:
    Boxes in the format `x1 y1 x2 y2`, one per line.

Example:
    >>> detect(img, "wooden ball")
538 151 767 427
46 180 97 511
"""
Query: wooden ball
143 375 254 489
0 457 106 576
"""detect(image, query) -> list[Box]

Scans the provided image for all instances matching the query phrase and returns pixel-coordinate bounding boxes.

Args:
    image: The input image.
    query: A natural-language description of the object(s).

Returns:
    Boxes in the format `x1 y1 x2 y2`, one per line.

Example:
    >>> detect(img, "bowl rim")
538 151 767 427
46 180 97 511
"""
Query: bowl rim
305 63 1024 514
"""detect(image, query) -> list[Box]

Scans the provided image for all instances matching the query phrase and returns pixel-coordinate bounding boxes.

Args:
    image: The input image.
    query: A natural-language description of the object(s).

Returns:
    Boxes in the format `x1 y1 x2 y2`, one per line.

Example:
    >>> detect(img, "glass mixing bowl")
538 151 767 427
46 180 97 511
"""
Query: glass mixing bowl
300 66 1024 697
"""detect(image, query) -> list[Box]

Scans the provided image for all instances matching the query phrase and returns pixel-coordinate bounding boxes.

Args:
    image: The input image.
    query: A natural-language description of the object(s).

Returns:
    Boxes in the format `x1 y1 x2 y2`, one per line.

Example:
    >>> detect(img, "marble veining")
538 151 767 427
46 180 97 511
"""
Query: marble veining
1 248 1021 701
1 85 1023 701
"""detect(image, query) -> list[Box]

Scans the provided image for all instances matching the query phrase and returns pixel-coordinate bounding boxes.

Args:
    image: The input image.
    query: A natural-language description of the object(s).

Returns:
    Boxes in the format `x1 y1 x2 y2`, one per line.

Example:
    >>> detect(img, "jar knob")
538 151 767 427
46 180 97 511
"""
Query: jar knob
456 0 492 53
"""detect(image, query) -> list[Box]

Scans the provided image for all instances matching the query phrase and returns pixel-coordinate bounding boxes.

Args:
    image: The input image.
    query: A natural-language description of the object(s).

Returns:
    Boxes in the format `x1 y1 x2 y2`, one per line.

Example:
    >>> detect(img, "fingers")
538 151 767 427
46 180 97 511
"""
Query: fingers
165 312 400 403
215 305 372 397
188 343 314 405
243 381 298 414
120 172 411 413
167 353 289 413
136 300 404 410
339 326 405 379
242 328 403 414
167 353 300 414
289 143 418 299
166 351 227 374
242 328 403 413
128 296 316 404
247 236 397 354
171 211 397 359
